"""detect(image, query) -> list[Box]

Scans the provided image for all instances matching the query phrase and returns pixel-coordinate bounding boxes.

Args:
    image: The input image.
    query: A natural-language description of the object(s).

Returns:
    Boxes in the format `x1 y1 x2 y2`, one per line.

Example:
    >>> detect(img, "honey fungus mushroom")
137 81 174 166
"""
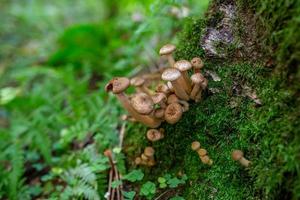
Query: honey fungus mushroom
191 57 204 73
130 92 154 115
191 141 201 151
152 92 167 109
146 128 164 142
105 78 161 128
159 44 176 67
164 103 183 124
130 76 152 95
174 60 193 94
232 150 251 167
167 94 189 112
190 73 205 100
162 68 189 100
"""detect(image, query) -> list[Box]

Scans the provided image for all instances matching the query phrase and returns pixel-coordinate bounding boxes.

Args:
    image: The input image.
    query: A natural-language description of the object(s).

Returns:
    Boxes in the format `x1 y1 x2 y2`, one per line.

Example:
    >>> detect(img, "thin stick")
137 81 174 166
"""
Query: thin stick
154 190 170 200
107 169 113 200
119 123 126 148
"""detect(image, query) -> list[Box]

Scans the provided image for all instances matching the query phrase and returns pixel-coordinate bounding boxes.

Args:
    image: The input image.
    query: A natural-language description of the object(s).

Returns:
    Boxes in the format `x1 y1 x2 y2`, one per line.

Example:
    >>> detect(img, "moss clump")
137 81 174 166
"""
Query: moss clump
124 0 300 199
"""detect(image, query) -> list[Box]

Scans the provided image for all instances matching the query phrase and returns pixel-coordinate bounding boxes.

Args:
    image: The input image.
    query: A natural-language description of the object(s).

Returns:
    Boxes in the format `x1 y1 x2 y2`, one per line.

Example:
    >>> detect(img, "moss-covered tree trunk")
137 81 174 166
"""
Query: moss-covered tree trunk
124 0 300 199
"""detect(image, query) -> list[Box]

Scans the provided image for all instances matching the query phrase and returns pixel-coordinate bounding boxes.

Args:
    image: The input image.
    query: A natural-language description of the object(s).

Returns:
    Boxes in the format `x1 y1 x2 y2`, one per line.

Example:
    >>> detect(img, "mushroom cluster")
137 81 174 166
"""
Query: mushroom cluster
191 141 213 165
105 44 208 128
135 147 156 166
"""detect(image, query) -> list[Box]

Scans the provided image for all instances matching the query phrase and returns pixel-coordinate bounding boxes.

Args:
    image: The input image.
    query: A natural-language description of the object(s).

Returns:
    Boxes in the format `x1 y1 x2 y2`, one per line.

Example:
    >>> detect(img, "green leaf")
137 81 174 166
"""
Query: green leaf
122 191 136 200
159 183 167 189
167 178 182 188
123 169 144 182
140 181 156 196
158 177 166 183
111 180 122 188
0 87 21 105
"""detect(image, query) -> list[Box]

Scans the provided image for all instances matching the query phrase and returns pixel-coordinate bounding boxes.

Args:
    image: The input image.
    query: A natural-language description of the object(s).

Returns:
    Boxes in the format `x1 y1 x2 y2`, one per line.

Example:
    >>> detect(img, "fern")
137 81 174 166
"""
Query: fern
61 164 101 200
8 140 24 200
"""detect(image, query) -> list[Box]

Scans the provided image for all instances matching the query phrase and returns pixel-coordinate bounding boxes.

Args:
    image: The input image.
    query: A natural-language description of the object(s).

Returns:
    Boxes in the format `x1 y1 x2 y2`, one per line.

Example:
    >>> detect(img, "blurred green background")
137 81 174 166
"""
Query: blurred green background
0 0 209 199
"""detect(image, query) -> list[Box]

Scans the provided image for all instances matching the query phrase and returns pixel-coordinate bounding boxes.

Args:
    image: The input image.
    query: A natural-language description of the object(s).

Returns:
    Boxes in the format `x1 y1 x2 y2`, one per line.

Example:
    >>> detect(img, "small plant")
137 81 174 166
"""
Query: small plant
140 181 156 199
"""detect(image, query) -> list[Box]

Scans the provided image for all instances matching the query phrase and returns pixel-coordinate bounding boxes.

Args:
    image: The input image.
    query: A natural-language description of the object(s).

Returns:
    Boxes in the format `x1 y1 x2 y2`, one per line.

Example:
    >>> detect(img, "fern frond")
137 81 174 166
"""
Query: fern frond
8 141 24 200
70 164 97 186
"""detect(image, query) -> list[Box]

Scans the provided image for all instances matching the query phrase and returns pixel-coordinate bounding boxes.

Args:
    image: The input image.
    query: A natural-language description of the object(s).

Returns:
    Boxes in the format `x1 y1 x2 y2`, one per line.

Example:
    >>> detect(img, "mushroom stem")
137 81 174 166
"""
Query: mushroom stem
141 86 154 96
171 80 189 101
178 100 189 112
239 157 251 167
116 93 161 128
190 84 201 100
167 55 175 67
181 71 192 94
194 90 202 102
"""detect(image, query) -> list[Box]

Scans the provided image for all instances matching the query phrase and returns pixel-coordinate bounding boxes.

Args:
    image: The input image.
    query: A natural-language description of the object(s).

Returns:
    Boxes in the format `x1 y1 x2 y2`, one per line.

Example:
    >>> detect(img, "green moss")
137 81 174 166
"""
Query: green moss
124 0 300 199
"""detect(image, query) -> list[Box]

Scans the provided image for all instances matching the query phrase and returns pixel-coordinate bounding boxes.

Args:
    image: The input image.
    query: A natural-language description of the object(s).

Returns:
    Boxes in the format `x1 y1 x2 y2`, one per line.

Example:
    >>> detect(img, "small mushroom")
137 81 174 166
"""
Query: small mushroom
191 57 204 73
200 155 213 165
174 60 193 94
135 157 146 165
167 94 189 112
167 94 179 104
130 77 153 95
162 68 189 100
130 92 154 115
152 92 167 109
144 146 155 158
159 44 176 67
146 129 164 142
164 103 183 124
105 78 161 128
232 150 251 167
141 153 149 161
191 141 201 151
190 73 205 100
155 83 171 95
197 148 207 157
154 108 165 119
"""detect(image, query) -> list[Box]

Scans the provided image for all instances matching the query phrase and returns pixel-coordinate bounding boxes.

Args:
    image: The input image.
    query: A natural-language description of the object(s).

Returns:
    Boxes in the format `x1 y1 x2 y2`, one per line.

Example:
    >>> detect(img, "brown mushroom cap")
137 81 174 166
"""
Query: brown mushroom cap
197 148 207 156
141 153 149 161
131 93 154 115
174 60 192 72
167 94 179 104
200 155 210 164
191 57 204 69
191 141 201 151
152 93 167 104
130 77 145 87
164 103 183 124
159 44 176 55
146 129 163 141
105 77 130 94
135 157 142 165
232 150 244 161
144 147 155 157
156 83 169 94
191 73 205 84
161 68 181 81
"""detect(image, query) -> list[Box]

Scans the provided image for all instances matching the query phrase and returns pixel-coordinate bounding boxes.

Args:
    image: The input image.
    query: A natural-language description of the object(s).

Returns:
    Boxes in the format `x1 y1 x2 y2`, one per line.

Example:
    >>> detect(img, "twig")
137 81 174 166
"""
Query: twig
119 122 126 148
107 169 113 200
154 190 171 200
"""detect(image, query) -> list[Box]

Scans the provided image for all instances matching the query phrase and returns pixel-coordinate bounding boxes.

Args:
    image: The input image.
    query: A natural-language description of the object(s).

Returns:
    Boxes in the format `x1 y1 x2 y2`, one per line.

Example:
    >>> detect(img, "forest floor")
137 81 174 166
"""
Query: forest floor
124 0 300 199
